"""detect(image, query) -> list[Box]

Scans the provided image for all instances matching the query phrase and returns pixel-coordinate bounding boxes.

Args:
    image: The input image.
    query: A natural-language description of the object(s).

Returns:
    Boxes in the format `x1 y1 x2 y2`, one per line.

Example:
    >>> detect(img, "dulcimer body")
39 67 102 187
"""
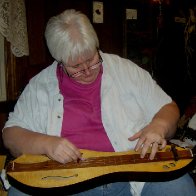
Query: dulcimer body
6 145 195 189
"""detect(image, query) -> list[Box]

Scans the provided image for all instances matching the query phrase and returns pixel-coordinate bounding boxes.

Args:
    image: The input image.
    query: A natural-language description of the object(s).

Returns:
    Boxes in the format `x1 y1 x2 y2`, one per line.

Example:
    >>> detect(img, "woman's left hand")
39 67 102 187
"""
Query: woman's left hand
128 122 167 160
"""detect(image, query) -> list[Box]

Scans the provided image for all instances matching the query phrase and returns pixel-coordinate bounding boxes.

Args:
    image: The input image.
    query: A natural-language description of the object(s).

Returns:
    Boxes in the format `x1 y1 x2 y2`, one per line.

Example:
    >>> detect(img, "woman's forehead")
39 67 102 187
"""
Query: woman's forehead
67 50 96 65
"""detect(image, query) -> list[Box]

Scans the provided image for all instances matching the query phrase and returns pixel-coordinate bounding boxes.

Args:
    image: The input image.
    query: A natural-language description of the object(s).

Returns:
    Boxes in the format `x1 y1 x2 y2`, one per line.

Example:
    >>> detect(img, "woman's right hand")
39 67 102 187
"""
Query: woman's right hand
44 135 82 164
3 127 82 164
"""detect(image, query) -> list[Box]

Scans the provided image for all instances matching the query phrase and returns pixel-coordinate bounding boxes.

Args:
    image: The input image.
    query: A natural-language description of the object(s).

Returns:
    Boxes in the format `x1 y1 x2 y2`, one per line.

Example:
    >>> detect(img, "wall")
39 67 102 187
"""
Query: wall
0 34 6 101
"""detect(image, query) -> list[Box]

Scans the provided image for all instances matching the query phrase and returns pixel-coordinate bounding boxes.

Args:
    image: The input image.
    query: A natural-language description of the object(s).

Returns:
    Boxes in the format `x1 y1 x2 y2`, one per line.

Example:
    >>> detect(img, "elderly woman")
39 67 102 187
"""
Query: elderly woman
2 9 196 196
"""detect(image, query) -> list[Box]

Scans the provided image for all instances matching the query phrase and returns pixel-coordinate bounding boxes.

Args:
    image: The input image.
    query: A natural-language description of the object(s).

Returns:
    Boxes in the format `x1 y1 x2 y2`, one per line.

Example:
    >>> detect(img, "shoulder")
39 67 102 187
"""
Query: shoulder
100 51 130 66
100 51 145 71
100 51 151 81
30 61 58 83
23 61 59 96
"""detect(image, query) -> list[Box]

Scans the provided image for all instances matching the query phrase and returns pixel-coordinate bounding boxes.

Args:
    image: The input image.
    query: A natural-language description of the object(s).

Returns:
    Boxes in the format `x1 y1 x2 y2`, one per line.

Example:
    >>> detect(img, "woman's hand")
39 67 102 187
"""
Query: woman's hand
44 136 82 164
128 121 167 160
129 102 179 160
2 127 82 164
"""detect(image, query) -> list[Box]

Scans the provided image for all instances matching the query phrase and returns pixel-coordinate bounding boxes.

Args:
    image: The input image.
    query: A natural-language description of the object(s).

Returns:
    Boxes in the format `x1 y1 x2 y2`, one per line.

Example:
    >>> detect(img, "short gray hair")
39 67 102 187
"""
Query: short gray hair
45 9 99 64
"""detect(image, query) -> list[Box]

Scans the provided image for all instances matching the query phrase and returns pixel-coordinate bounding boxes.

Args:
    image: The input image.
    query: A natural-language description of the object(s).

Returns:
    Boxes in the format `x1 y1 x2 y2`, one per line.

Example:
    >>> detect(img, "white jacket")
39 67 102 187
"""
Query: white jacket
5 51 172 195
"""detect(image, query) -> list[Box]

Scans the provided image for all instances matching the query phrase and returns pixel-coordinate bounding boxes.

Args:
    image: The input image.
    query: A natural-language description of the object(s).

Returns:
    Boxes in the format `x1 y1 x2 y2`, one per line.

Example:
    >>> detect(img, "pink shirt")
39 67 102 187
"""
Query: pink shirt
57 65 114 152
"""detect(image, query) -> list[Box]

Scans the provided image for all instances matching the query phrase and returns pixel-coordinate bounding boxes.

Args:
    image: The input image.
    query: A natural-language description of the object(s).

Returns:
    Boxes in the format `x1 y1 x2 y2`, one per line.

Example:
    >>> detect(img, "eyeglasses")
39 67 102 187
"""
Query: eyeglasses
64 53 103 78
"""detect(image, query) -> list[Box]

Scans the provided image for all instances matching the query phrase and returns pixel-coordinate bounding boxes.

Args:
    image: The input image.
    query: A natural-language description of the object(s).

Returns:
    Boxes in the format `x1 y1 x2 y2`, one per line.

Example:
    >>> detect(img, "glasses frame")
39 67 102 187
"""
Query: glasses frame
63 51 103 78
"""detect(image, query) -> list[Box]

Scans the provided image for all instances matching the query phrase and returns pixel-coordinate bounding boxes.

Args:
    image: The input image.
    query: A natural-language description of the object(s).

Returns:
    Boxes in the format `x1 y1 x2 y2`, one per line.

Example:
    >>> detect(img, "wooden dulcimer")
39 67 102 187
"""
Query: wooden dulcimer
6 145 195 189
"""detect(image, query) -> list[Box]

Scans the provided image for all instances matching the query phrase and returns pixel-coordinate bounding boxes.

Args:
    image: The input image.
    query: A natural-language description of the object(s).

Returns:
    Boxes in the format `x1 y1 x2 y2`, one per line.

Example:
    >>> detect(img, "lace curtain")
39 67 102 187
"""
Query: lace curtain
0 0 29 57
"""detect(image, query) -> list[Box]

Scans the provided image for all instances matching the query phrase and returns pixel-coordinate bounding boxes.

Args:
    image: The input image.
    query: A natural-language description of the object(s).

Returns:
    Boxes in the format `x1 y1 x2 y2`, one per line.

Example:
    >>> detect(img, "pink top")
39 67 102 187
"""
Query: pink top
57 64 114 152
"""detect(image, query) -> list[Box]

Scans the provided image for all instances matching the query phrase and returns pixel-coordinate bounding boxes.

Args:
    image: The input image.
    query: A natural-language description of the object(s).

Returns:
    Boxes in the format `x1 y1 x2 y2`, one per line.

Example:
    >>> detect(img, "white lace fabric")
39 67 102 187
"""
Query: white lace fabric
0 0 29 57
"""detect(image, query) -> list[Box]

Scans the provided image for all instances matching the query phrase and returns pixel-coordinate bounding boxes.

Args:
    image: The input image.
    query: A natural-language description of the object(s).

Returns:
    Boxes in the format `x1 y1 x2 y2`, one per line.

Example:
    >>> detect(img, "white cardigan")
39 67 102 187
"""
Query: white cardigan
5 51 172 195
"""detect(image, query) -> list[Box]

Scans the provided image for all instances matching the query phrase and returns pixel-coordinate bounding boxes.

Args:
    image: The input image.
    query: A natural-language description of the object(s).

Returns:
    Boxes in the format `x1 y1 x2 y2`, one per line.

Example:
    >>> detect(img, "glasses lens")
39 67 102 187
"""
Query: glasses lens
70 58 102 78
89 60 102 70
71 72 84 78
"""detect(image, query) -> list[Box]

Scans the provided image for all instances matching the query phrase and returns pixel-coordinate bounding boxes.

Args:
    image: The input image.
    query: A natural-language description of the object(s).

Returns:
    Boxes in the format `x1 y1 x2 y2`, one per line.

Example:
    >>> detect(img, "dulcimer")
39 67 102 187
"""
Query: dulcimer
6 145 196 189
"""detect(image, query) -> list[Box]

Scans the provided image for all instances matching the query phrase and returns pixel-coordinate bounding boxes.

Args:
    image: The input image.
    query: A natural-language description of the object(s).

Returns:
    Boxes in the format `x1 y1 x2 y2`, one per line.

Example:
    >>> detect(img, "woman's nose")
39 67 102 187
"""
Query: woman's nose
82 63 91 75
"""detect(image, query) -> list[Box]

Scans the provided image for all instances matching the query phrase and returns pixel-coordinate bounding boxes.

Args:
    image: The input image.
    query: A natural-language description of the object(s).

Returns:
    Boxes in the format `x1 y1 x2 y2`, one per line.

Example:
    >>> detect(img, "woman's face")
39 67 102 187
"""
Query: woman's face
63 51 102 84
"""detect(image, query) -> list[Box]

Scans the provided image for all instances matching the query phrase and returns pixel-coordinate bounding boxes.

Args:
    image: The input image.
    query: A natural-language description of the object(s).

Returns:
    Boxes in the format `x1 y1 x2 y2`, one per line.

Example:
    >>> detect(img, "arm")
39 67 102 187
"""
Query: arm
2 65 81 163
129 101 180 159
2 126 82 163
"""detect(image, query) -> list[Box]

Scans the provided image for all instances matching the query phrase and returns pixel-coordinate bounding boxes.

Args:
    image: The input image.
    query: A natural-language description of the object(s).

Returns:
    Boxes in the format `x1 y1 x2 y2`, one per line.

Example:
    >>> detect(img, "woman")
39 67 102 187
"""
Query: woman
3 9 196 196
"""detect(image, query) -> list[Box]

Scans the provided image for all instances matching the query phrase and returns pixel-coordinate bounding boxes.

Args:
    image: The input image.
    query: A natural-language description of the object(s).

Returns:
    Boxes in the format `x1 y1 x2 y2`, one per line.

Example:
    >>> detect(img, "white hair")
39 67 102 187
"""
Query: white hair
45 9 99 64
